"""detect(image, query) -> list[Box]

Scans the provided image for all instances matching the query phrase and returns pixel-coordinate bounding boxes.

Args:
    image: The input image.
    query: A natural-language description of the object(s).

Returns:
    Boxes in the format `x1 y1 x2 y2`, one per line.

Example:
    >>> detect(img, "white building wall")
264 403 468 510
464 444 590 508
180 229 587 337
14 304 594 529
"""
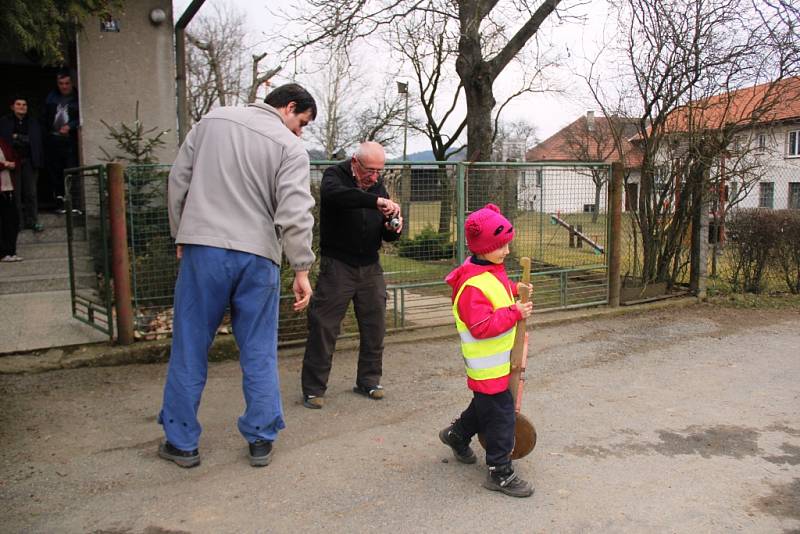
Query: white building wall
728 123 800 210
77 1 178 166
517 167 610 214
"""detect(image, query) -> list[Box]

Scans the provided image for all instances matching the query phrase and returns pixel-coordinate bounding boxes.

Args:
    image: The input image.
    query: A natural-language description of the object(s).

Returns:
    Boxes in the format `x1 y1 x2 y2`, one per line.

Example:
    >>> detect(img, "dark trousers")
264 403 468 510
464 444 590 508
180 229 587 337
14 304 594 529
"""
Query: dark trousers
302 256 387 397
14 159 38 227
0 191 19 257
456 389 516 466
45 135 77 201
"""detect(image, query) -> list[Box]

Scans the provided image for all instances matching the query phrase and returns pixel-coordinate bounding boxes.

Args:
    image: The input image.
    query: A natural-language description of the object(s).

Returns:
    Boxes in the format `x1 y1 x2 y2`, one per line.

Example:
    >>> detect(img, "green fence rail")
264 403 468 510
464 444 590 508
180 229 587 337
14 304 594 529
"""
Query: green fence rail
65 165 113 338
67 160 612 343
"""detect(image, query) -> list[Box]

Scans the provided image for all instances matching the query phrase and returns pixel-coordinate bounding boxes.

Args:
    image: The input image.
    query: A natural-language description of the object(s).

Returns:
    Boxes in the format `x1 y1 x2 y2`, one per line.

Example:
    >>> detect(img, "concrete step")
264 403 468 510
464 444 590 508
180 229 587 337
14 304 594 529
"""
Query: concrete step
0 272 97 295
0 256 93 277
17 225 69 244
31 212 71 229
16 240 89 259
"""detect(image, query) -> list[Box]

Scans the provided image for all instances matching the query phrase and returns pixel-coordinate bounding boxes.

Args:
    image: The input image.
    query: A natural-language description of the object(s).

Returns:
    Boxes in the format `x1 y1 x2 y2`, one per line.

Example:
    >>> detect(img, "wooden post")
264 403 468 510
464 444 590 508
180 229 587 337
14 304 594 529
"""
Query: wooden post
576 224 583 248
107 163 134 344
608 162 623 307
569 225 575 247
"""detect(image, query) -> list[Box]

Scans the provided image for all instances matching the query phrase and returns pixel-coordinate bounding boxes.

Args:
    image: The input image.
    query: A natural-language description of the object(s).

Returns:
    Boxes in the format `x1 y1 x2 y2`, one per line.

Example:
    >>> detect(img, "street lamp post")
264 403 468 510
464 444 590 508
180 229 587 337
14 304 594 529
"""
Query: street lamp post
396 81 409 161
396 81 410 234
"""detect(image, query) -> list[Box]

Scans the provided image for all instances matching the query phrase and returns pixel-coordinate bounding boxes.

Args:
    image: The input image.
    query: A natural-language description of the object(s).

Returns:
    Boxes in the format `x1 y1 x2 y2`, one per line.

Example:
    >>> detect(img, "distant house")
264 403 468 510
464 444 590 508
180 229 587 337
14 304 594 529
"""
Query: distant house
662 77 800 212
525 112 643 213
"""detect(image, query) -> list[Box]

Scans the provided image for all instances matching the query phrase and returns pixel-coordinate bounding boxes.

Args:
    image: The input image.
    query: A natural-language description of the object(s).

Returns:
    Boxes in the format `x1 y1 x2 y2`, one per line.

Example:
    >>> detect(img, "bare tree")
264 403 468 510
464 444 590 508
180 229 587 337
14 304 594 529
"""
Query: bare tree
584 0 799 288
390 11 467 162
275 0 566 170
186 4 247 123
307 45 406 159
186 4 282 124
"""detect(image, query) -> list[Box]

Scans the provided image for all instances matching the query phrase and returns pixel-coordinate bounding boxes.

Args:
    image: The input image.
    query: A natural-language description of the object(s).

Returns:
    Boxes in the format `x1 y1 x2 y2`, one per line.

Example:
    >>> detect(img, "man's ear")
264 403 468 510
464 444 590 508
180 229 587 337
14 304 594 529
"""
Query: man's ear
285 101 297 114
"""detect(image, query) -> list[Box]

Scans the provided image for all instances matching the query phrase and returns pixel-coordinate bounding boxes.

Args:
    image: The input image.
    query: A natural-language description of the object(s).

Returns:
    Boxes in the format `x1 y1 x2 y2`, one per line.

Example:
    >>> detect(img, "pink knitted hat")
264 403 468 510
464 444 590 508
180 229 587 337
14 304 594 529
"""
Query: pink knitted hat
465 203 514 254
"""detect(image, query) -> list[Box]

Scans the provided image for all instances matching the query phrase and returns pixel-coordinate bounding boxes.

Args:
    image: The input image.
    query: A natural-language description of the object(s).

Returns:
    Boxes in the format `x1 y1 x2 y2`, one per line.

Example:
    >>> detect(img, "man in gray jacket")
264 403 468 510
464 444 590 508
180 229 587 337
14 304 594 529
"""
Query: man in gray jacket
158 83 317 468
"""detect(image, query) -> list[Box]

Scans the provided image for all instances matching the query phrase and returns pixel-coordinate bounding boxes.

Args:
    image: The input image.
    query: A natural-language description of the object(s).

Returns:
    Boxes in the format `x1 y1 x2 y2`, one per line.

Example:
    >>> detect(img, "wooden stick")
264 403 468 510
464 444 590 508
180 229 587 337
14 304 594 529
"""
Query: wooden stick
509 257 531 409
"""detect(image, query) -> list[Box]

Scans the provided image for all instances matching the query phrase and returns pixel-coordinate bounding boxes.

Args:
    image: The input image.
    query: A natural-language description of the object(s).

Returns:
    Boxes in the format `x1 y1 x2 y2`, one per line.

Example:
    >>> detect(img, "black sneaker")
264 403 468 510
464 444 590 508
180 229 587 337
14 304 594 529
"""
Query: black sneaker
439 423 477 464
482 464 534 498
248 439 273 467
158 441 201 468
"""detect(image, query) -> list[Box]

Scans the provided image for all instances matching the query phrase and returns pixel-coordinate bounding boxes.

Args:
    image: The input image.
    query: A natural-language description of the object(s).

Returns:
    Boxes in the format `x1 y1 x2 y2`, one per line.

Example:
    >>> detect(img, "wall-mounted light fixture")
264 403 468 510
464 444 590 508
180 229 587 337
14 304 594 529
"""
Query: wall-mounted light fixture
149 8 167 25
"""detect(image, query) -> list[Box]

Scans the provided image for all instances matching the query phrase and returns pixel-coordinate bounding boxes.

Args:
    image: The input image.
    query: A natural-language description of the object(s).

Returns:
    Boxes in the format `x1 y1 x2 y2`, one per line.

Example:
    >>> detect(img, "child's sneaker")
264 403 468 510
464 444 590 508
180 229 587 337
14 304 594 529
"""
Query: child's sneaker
483 464 534 498
438 422 477 464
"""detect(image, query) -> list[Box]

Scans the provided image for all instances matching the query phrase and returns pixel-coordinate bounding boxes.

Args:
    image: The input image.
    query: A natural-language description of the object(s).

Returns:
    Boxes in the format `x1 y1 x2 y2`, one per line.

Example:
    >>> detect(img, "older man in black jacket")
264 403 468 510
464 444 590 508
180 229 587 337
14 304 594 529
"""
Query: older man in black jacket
302 141 403 409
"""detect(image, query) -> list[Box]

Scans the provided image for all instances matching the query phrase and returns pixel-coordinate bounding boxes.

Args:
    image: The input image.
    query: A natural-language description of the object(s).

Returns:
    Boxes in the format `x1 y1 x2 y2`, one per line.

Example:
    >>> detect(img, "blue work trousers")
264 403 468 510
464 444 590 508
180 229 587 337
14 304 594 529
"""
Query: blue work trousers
158 245 284 451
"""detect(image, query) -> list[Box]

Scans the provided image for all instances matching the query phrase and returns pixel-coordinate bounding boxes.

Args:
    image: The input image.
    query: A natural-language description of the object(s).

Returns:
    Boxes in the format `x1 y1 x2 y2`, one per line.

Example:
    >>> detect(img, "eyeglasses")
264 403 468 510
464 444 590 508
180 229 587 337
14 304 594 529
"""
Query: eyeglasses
354 157 383 176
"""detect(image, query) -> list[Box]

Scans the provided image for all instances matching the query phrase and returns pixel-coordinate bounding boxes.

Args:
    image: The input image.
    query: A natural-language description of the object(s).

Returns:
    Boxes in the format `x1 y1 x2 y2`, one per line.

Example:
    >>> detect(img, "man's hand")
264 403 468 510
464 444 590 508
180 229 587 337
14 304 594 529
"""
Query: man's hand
377 197 400 218
515 300 533 318
385 215 404 233
292 270 313 311
59 125 70 135
176 244 183 260
3 161 15 170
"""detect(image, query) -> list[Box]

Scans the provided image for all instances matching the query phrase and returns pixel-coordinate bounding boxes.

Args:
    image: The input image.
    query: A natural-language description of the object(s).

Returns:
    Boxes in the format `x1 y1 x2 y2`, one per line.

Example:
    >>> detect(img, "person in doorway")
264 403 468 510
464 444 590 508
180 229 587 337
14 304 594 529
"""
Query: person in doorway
301 141 402 409
0 137 22 262
43 69 79 212
439 203 534 498
158 83 317 468
0 96 44 231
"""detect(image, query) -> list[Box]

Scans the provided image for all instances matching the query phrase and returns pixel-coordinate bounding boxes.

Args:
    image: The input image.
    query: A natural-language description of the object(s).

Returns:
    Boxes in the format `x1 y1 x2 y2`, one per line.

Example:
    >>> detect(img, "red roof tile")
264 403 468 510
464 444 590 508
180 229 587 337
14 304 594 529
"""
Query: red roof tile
526 115 643 168
664 76 800 132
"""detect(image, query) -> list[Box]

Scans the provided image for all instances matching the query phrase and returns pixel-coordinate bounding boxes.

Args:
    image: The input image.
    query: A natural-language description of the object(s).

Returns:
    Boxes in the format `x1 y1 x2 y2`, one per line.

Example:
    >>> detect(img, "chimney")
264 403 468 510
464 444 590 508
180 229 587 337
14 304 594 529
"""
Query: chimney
586 110 595 131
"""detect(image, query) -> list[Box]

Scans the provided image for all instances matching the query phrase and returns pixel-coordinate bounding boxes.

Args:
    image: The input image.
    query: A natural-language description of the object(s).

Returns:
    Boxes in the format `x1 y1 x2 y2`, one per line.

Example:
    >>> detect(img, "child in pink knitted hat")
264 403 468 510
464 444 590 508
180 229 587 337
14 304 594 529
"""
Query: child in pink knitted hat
440 203 534 498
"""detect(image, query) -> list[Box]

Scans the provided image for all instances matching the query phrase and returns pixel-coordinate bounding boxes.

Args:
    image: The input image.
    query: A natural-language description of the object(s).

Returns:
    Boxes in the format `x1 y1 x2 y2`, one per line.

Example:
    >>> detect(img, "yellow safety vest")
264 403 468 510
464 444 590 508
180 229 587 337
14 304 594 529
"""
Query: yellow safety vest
452 271 516 381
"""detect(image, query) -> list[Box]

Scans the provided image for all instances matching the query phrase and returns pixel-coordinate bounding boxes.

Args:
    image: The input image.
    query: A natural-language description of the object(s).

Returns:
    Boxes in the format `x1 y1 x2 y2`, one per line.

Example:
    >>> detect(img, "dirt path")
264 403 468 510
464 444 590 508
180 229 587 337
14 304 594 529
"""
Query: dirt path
1 303 798 533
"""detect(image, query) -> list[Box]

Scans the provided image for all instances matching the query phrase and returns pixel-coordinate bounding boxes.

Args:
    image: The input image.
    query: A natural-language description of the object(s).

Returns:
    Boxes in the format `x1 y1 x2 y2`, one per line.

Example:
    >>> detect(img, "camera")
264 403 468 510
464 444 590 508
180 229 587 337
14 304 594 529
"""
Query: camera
387 217 401 230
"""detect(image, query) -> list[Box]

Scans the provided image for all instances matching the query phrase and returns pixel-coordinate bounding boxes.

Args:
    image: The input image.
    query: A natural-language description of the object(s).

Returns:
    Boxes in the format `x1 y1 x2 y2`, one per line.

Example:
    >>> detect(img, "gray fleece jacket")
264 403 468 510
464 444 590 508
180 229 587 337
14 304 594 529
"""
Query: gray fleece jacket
168 102 315 271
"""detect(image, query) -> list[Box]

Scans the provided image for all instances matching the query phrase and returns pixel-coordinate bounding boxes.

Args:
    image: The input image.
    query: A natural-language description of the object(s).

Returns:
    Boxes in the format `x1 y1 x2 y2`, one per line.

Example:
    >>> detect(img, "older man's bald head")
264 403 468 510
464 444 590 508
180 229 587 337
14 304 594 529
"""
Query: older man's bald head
352 141 386 190
355 141 385 164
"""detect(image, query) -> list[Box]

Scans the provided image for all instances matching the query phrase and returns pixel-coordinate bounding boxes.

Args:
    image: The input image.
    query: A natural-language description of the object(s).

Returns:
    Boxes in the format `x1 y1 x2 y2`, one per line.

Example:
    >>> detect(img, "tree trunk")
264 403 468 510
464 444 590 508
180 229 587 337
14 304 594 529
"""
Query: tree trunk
460 73 495 211
456 3 497 211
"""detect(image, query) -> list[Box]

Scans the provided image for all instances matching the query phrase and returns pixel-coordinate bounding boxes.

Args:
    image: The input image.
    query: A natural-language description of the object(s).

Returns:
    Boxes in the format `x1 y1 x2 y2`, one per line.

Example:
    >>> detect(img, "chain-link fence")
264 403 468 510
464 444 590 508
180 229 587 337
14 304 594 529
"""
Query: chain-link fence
125 165 178 338
67 161 612 342
708 165 800 294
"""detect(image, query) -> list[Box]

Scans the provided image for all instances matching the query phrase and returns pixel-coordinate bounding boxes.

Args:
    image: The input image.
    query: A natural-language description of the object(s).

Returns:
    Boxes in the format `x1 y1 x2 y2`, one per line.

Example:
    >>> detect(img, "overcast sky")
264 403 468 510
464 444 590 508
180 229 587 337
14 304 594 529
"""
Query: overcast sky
173 0 615 156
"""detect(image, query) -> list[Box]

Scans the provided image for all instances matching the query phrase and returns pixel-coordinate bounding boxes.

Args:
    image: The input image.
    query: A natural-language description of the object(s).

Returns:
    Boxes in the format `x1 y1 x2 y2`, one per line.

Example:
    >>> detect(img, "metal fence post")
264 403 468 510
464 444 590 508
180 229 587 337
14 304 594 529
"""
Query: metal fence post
456 163 466 264
608 162 624 307
107 163 135 344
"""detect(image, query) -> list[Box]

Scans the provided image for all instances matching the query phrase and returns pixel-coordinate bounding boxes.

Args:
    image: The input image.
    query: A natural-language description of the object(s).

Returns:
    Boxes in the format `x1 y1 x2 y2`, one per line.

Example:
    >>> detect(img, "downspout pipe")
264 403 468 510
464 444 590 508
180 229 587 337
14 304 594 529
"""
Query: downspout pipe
175 0 206 144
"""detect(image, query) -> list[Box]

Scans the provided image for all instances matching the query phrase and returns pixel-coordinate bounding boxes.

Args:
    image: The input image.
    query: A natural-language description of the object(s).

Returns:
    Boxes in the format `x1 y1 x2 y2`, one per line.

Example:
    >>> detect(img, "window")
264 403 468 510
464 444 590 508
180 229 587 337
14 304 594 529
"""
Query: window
790 183 800 210
759 182 774 209
535 169 543 187
583 204 596 213
789 130 800 157
757 133 766 151
729 181 739 203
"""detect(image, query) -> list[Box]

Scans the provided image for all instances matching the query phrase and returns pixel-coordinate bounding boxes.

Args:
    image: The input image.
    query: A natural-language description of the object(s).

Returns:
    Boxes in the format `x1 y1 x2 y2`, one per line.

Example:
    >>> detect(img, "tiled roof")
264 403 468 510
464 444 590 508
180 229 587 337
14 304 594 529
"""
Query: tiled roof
664 76 800 132
526 115 643 168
